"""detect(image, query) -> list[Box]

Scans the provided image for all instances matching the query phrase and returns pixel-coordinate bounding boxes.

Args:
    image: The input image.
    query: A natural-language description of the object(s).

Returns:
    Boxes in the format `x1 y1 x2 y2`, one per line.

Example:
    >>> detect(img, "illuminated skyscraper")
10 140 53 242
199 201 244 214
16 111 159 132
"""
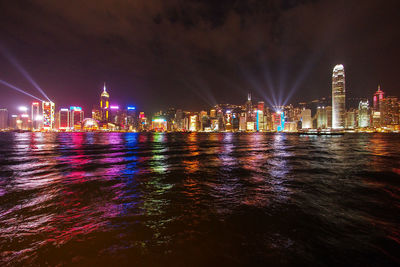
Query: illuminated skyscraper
358 100 370 128
332 64 346 129
126 106 137 130
189 114 199 131
316 106 328 129
151 117 167 132
300 109 312 129
373 85 384 111
138 112 148 131
42 101 55 130
345 110 356 129
18 114 30 130
31 102 40 130
272 111 285 132
256 101 264 131
381 96 399 126
100 83 110 121
59 108 70 130
92 107 102 121
70 106 84 130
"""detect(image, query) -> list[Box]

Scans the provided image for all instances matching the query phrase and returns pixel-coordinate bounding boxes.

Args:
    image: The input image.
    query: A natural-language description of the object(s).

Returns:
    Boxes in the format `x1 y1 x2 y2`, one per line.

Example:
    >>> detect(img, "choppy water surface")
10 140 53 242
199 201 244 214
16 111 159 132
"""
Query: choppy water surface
0 132 399 266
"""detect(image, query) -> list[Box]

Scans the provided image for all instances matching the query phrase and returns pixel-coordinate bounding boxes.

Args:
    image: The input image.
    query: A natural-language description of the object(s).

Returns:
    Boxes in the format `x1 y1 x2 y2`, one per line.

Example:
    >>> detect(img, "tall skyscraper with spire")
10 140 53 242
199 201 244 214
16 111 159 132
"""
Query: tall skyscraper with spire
100 82 110 122
332 64 346 129
373 85 384 111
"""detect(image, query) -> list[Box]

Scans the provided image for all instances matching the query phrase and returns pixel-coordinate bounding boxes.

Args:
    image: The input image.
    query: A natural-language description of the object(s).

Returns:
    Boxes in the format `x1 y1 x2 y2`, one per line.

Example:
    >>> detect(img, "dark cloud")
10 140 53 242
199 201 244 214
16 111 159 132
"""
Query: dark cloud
0 0 399 114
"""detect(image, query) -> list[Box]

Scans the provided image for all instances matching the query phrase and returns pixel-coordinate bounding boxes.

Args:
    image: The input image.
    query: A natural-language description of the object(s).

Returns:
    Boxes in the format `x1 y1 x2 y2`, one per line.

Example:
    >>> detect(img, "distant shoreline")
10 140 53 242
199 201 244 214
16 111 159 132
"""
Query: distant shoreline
0 130 399 134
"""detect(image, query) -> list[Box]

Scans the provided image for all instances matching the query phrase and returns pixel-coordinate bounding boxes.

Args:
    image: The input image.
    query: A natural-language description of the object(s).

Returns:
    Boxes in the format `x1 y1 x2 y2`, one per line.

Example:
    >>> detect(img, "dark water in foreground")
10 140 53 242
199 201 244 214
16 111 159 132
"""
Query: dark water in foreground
0 132 399 266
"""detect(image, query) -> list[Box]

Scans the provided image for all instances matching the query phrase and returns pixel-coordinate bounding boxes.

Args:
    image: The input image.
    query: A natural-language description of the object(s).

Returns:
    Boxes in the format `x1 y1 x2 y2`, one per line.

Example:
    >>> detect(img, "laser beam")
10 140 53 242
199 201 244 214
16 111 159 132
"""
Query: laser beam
0 79 44 102
0 44 52 102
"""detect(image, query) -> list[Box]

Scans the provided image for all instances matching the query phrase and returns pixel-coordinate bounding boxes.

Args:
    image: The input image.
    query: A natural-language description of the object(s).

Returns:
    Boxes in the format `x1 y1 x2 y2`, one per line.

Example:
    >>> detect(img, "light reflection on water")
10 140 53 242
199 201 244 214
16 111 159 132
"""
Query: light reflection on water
0 132 399 266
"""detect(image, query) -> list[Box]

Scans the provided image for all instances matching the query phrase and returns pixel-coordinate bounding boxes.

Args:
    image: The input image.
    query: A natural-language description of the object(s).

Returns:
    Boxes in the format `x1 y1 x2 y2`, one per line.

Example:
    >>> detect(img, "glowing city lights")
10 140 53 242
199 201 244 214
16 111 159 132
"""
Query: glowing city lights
0 79 44 101
70 106 82 111
18 106 28 112
0 64 399 133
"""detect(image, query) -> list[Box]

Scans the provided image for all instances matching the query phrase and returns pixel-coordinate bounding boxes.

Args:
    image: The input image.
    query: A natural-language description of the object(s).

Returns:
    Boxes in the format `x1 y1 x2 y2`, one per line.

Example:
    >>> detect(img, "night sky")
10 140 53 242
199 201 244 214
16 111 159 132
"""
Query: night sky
0 0 399 114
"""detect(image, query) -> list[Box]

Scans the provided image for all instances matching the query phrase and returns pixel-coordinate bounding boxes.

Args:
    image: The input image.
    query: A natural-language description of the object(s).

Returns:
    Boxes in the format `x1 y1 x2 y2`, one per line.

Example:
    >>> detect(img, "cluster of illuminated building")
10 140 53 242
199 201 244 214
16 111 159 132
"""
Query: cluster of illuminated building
0 64 399 133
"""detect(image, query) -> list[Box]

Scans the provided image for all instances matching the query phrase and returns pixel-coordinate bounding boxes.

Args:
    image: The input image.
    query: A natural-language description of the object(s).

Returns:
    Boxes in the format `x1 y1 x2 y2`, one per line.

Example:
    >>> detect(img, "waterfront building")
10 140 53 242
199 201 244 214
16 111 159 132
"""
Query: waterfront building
224 110 233 131
31 102 41 130
372 111 381 128
70 106 84 130
126 106 137 131
283 105 296 122
358 100 370 128
189 114 199 131
345 109 356 129
246 121 256 131
15 113 30 131
199 111 208 131
326 106 332 128
92 107 102 121
100 83 110 122
239 114 246 131
109 106 123 128
54 111 60 130
256 101 265 131
42 101 55 130
151 117 167 132
10 115 17 129
175 109 183 131
381 96 399 127
332 64 346 129
284 121 298 132
210 118 219 131
82 118 99 131
210 109 216 118
265 107 273 131
0 108 8 130
59 108 70 130
272 111 285 131
138 112 148 131
300 109 312 129
316 106 328 129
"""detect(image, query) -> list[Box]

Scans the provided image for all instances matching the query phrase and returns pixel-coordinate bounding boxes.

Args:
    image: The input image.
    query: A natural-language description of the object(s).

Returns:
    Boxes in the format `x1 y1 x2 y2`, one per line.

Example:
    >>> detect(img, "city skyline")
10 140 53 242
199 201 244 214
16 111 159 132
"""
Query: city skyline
0 68 395 115
1 63 399 133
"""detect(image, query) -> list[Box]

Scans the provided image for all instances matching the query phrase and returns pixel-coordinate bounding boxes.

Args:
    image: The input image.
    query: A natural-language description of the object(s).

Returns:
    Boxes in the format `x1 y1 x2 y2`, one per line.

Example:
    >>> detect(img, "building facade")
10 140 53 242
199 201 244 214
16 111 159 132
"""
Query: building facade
332 64 346 129
358 100 370 128
100 83 110 122
42 101 55 130
0 108 8 130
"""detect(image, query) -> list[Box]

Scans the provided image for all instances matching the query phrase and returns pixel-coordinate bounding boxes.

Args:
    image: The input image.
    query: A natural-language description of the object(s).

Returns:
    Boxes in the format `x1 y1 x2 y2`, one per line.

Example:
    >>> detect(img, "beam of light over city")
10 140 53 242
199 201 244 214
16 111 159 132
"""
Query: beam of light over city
260 63 279 107
238 66 275 107
0 44 51 102
0 79 44 102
